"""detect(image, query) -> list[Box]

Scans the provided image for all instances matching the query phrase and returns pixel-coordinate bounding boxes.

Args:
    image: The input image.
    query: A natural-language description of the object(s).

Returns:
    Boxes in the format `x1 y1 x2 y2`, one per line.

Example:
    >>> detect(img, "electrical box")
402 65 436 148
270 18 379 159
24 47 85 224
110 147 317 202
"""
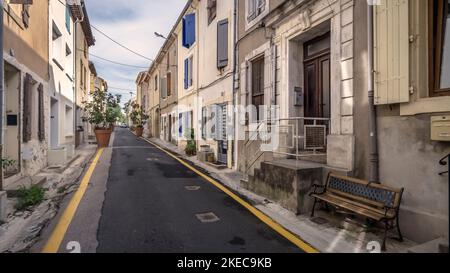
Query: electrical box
431 116 450 142
294 87 303 106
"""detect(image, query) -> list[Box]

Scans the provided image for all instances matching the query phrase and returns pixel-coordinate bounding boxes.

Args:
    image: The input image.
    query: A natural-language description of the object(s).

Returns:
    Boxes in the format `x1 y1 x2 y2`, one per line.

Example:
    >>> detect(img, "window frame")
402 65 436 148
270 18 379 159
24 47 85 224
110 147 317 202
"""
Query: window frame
428 0 450 97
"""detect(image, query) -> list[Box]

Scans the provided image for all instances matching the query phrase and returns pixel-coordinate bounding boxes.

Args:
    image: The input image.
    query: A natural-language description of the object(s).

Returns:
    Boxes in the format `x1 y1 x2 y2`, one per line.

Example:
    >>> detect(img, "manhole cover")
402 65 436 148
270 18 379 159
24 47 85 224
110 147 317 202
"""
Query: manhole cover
196 212 220 223
185 186 201 191
311 217 329 225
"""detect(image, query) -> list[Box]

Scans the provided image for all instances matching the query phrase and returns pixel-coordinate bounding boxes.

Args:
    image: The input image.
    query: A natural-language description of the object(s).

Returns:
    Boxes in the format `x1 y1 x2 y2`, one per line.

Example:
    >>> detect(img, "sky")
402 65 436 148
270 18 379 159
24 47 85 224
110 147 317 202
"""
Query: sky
85 0 186 105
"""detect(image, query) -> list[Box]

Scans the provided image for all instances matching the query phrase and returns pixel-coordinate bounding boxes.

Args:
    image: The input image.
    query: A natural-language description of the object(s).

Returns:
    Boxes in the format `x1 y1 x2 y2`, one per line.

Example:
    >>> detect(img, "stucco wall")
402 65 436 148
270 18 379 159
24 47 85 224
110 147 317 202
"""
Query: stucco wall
352 0 450 243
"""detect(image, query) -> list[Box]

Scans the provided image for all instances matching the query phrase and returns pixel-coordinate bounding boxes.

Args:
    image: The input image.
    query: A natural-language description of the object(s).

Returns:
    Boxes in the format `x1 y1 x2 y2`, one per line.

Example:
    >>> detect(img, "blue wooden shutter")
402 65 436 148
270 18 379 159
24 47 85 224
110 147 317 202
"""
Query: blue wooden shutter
217 19 229 69
184 58 189 89
179 113 183 137
182 13 196 48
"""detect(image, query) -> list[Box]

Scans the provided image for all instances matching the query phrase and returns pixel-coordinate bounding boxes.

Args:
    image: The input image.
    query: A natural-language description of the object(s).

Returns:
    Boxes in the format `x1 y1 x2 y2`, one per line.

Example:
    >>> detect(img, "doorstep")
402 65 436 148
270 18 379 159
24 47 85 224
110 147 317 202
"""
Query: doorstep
145 136 419 253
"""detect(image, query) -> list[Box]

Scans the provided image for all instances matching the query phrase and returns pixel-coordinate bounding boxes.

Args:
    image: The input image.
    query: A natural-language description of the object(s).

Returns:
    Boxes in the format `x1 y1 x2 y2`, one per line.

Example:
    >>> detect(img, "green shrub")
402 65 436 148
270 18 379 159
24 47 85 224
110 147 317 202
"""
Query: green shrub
185 128 197 156
15 185 45 211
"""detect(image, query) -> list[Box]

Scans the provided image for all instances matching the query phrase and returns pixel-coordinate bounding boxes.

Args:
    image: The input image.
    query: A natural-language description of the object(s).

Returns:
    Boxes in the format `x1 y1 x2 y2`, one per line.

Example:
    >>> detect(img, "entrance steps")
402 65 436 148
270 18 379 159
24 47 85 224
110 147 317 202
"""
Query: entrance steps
242 159 349 215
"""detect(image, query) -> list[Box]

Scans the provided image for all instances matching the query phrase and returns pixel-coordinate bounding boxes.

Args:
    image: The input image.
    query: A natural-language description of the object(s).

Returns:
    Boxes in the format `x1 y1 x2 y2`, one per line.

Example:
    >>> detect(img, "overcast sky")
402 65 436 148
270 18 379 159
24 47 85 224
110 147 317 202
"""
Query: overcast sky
85 0 185 105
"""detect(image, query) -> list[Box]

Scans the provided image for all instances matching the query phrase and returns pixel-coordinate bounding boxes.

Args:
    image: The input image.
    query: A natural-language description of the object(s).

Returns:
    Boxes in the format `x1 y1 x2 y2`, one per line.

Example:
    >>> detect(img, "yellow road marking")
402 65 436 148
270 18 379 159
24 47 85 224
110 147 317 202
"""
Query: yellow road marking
42 148 105 253
141 138 319 253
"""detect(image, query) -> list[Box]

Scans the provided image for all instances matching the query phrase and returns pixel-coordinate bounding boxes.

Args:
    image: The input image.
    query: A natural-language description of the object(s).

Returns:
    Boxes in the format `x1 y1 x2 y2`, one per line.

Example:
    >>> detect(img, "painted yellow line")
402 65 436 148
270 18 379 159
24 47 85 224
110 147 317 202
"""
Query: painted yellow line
141 138 319 253
42 148 105 253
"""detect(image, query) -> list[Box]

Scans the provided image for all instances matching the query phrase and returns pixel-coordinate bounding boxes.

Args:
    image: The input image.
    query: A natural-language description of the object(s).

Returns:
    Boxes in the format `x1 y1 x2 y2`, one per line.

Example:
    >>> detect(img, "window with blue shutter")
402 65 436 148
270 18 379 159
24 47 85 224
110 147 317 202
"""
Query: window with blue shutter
184 58 189 89
179 113 183 137
217 19 229 69
182 13 196 48
65 7 71 33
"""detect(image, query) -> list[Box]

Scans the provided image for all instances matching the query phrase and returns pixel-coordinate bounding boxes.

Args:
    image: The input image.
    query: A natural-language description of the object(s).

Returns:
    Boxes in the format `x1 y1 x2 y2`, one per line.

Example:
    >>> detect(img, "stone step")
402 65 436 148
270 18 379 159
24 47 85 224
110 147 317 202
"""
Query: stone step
5 175 47 197
407 237 449 253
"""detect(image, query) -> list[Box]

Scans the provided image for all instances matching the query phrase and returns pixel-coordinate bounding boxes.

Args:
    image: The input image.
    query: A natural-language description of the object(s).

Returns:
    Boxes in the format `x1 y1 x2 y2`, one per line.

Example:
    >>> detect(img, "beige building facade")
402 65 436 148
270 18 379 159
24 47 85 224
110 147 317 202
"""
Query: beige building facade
3 0 50 181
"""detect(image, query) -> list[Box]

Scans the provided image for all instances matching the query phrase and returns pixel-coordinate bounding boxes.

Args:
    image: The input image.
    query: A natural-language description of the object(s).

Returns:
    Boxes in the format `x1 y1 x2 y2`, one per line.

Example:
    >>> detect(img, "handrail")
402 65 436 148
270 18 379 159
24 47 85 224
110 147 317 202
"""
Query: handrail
439 154 449 166
439 153 449 176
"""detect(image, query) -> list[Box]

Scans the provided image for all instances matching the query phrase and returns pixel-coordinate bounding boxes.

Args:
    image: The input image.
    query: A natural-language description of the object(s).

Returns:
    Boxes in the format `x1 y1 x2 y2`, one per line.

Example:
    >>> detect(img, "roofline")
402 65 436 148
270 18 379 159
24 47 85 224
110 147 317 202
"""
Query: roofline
148 0 194 74
69 0 95 46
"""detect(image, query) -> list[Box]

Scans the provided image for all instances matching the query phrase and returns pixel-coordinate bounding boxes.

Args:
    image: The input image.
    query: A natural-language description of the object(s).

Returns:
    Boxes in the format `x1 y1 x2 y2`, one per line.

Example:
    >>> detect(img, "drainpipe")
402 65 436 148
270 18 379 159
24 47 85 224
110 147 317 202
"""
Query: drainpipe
1 0 4 191
232 0 238 170
368 4 379 183
73 3 84 149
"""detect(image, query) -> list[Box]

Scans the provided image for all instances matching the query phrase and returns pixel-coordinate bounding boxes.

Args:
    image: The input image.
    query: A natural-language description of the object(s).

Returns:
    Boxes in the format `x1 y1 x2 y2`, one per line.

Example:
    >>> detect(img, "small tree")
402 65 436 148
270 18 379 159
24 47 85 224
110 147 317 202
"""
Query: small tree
82 91 122 129
129 102 149 128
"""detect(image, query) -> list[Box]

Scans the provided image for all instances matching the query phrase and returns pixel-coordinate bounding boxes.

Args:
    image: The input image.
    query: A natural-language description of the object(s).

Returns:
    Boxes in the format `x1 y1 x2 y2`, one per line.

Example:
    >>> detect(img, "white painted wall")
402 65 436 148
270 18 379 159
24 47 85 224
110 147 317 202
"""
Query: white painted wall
49 0 75 149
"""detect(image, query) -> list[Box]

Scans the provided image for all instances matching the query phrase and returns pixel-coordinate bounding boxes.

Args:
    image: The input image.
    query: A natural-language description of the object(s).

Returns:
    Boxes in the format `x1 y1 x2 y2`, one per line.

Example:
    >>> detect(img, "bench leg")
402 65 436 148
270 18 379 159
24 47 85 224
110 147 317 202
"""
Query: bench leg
382 220 388 251
311 198 318 218
396 216 404 242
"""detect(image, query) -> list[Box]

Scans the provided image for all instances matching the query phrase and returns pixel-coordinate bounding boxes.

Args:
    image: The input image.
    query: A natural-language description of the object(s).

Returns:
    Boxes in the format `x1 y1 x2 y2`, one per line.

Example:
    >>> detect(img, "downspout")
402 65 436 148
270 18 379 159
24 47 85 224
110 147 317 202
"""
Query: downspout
73 3 84 148
367 4 379 183
1 0 4 191
232 0 238 170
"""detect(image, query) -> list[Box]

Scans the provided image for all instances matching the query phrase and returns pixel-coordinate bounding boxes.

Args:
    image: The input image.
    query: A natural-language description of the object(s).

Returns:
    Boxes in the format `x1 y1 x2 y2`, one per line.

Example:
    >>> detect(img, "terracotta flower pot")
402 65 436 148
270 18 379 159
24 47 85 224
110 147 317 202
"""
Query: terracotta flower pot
95 128 112 147
135 126 144 137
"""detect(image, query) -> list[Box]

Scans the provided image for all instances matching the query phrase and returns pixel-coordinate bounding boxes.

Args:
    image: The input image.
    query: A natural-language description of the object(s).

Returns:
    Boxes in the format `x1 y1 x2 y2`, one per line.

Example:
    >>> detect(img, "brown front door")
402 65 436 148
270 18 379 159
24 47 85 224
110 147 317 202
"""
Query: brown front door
304 33 331 119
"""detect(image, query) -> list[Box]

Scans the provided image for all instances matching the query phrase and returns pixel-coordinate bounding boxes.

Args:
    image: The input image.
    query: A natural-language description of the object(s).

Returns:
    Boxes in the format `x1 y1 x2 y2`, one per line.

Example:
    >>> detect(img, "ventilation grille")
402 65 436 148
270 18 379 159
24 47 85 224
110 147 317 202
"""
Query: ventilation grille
304 125 326 150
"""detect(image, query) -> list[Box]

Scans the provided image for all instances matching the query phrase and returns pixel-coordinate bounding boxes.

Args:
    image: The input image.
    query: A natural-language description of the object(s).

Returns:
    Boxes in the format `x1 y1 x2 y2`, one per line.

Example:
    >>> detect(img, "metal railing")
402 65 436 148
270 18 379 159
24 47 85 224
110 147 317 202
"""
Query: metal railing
244 117 330 176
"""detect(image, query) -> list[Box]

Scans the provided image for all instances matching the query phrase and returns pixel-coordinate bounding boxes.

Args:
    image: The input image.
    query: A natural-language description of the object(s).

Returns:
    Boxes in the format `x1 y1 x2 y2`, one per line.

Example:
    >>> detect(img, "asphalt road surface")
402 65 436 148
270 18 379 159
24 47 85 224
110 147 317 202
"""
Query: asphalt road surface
37 128 303 253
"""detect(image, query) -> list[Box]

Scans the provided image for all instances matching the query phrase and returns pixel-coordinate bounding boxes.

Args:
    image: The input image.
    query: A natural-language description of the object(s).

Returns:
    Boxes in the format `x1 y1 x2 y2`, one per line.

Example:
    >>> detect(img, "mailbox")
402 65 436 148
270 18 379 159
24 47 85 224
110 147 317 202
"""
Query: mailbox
431 116 450 142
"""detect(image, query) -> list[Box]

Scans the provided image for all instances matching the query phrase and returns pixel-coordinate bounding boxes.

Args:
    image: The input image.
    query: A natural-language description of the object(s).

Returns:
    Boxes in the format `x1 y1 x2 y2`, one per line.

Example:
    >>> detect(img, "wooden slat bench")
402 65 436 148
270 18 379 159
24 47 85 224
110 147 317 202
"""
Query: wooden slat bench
309 173 404 250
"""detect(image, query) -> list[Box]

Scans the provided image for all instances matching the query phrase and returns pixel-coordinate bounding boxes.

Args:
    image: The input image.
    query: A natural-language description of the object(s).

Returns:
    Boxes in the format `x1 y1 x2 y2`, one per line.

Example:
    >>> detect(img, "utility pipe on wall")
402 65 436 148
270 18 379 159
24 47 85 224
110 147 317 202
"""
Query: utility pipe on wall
1 0 4 191
367 3 379 183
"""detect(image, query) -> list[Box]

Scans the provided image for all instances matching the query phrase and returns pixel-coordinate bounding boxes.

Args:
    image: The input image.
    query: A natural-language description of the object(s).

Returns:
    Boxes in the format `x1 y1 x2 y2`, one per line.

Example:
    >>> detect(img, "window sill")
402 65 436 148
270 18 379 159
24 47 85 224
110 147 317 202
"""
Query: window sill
400 96 450 116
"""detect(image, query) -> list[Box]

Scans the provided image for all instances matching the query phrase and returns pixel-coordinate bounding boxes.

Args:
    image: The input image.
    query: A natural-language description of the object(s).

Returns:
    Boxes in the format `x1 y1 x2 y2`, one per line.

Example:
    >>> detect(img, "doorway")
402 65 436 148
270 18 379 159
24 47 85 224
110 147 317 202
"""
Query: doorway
50 98 59 149
168 114 172 142
217 104 228 165
4 64 21 177
303 33 331 120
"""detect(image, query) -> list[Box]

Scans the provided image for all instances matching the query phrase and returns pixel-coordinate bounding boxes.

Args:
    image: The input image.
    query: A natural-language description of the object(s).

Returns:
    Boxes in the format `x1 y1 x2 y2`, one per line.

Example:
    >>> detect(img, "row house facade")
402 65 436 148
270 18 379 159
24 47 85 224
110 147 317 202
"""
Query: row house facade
136 0 449 244
2 0 95 189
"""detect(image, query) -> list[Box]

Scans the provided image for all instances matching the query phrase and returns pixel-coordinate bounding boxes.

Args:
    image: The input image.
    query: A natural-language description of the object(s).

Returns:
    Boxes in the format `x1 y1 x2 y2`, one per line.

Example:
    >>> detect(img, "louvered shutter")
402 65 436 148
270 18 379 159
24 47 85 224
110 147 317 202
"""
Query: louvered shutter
23 74 32 142
38 83 45 141
182 13 196 48
184 58 189 89
374 0 409 105
217 19 229 69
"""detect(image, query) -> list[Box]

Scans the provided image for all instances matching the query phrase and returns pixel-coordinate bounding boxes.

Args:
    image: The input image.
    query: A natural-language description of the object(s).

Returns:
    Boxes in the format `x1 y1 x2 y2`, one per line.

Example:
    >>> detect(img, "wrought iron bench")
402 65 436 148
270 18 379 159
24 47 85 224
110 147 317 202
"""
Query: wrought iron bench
309 173 404 250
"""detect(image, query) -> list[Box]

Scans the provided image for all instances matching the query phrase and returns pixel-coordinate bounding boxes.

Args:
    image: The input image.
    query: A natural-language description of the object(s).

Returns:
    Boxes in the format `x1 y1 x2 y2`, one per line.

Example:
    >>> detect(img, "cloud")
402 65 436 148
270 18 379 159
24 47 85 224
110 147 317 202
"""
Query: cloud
85 0 186 104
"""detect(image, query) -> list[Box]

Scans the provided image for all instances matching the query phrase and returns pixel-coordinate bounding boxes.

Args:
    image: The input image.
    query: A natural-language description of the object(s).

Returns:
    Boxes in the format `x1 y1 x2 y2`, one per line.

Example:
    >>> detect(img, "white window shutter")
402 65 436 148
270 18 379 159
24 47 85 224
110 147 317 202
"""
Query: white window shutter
374 0 409 105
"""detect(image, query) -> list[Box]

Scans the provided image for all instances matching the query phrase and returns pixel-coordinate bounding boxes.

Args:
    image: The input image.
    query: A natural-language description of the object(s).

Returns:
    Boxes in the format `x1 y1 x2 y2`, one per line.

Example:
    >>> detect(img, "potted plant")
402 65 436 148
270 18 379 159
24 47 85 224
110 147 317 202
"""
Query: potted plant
184 128 197 156
129 102 149 137
82 90 121 147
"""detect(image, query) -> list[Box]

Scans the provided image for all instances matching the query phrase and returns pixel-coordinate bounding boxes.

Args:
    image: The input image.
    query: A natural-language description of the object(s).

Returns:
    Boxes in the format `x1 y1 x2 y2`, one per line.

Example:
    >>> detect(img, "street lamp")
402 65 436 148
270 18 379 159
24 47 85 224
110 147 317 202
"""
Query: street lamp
154 32 167 40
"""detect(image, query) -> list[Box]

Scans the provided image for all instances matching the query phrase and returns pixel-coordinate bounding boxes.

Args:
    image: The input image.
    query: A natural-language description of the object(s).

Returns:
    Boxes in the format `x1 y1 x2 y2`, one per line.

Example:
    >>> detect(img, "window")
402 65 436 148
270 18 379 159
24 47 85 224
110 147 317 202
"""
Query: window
167 73 172 97
251 56 265 122
84 67 87 90
80 60 84 89
65 6 71 33
207 0 217 25
182 13 196 48
201 107 207 140
184 56 193 89
217 19 229 69
429 0 450 96
247 0 266 22
155 75 158 91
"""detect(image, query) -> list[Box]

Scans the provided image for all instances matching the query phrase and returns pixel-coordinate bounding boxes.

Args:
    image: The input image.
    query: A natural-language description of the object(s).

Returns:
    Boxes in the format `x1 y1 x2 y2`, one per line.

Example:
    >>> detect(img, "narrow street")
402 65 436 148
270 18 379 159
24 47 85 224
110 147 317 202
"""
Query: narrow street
36 128 303 253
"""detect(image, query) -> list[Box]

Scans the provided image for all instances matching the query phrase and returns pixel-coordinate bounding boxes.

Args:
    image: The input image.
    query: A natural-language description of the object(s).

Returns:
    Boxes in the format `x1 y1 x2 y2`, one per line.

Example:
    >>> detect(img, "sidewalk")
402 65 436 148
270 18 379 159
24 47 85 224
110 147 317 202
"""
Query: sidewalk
0 144 98 253
147 137 418 253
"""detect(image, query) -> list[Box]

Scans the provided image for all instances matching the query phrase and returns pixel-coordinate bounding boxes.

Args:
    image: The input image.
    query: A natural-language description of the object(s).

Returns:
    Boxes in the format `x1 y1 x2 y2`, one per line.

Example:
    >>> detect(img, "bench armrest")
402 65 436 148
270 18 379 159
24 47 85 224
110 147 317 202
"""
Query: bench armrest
383 205 399 217
310 184 326 196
